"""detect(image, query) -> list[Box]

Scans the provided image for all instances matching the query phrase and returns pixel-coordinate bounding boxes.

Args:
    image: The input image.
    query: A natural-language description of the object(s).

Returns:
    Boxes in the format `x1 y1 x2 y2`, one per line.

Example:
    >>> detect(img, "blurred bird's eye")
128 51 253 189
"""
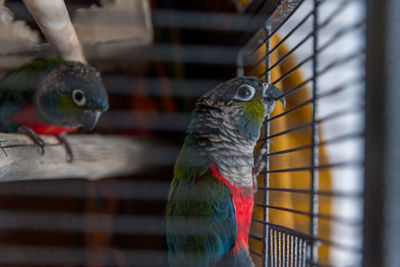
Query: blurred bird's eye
72 89 86 106
234 84 256 101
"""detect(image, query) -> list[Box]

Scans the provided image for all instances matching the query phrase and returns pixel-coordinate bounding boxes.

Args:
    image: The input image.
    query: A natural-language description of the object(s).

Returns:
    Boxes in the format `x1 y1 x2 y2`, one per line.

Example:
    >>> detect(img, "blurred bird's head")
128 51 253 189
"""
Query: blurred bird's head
189 76 285 143
34 61 109 131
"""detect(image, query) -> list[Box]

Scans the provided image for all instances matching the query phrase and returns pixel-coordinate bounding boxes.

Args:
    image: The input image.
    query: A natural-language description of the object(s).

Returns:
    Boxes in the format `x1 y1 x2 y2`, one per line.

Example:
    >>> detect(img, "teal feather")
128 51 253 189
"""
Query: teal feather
166 135 237 267
0 58 64 129
0 57 109 132
166 77 284 267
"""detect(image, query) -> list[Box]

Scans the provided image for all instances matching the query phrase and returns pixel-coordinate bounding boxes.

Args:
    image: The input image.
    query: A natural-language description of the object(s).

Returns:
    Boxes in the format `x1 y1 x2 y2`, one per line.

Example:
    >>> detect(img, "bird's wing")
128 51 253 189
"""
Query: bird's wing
166 167 237 267
0 58 64 129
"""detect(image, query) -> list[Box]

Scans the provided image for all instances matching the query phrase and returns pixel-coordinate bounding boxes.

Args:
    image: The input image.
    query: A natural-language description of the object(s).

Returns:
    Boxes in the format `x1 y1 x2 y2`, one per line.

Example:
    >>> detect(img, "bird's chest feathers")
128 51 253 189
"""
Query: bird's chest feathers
210 164 254 250
12 103 77 134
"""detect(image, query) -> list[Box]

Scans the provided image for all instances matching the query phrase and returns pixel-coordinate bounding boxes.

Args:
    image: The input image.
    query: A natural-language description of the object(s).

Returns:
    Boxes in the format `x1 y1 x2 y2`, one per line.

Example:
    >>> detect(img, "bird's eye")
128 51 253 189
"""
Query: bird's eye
72 89 86 106
234 84 256 101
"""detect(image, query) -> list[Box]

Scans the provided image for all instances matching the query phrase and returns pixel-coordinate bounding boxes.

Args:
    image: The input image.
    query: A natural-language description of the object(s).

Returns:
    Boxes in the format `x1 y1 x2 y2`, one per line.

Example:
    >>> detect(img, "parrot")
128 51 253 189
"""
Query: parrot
0 58 109 162
166 76 285 267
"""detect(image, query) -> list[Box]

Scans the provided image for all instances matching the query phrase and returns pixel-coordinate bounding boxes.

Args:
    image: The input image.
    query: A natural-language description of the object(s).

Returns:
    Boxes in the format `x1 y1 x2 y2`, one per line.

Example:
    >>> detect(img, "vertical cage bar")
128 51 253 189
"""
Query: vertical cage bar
282 233 286 267
269 228 274 266
303 241 308 267
278 232 282 267
364 0 400 266
299 238 303 267
310 0 320 264
286 234 290 266
296 236 299 267
290 235 294 266
263 30 272 267
274 229 278 266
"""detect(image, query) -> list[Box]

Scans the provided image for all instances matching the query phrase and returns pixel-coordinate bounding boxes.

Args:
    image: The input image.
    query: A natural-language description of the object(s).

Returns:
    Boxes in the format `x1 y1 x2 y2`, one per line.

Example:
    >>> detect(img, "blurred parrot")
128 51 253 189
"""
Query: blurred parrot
0 58 109 162
166 77 285 266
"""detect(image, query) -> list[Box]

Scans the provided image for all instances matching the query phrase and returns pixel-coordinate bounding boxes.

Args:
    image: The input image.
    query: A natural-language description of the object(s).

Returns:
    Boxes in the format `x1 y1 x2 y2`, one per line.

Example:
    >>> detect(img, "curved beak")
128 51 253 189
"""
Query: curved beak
263 83 286 109
81 110 102 131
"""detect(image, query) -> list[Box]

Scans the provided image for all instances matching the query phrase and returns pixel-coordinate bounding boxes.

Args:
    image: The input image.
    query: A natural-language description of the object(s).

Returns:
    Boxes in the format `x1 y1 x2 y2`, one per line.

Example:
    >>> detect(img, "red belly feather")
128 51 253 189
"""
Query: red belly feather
210 163 254 251
12 104 78 135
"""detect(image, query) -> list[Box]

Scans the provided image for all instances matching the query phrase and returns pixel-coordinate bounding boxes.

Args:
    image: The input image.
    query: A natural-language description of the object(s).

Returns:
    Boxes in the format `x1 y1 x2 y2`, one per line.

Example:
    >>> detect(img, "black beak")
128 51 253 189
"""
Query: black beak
81 110 102 131
263 83 286 108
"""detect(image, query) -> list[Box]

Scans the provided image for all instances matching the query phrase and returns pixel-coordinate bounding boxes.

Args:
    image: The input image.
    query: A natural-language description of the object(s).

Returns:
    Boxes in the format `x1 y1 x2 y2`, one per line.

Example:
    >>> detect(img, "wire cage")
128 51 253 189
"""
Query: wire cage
0 0 398 266
236 0 366 266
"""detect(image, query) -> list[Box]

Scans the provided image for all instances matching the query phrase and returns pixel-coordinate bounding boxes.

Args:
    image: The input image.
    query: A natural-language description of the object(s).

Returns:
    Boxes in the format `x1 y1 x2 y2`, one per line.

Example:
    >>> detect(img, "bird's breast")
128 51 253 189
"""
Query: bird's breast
12 103 78 135
210 163 254 251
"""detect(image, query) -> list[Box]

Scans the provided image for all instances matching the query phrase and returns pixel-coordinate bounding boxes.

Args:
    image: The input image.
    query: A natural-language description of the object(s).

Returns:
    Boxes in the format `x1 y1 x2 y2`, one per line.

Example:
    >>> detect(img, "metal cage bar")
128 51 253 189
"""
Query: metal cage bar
309 0 320 263
363 0 400 266
240 0 366 265
263 31 272 267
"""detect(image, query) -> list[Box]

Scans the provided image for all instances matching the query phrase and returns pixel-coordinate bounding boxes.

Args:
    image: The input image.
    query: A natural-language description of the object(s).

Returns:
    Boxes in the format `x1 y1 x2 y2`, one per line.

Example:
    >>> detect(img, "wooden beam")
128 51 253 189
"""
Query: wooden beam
22 0 86 63
73 0 153 46
0 133 161 182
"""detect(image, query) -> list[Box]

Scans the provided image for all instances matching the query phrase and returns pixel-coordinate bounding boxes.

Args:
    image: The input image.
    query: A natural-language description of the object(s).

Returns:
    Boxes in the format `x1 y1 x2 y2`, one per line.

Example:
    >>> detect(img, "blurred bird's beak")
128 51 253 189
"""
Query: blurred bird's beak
81 110 102 131
262 83 286 108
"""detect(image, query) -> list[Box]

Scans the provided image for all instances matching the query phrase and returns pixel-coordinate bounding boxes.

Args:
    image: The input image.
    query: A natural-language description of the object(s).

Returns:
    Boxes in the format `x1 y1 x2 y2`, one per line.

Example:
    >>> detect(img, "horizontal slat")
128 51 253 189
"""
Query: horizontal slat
262 122 313 140
98 110 191 131
254 203 363 226
318 20 365 55
265 76 364 122
249 248 265 258
254 32 314 77
0 180 171 200
262 107 363 141
153 10 267 32
262 161 363 173
104 77 222 97
247 10 314 74
0 211 164 235
260 132 364 158
266 95 313 122
265 144 312 157
0 246 166 266
258 39 364 87
0 43 241 65
257 187 363 198
249 233 265 242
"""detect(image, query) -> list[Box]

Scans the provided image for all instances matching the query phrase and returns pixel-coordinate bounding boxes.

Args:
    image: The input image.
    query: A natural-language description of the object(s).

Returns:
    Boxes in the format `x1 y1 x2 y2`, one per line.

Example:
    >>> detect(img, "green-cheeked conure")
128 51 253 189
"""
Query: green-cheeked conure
0 58 109 161
166 76 285 266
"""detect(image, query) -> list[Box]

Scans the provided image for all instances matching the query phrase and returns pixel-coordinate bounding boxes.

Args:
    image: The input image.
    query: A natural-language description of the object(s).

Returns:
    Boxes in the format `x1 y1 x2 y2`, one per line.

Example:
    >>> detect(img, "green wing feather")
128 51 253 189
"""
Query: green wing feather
166 136 237 267
0 58 64 129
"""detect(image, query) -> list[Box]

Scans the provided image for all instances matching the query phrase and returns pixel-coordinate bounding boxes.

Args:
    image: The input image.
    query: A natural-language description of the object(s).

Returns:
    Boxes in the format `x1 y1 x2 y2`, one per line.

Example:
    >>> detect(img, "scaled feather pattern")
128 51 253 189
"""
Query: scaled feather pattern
166 77 285 267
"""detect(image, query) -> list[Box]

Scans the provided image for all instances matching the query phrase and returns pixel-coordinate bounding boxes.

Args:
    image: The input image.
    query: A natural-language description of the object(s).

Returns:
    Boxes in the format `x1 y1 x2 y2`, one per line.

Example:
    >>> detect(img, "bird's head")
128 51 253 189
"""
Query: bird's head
190 76 285 142
34 61 109 131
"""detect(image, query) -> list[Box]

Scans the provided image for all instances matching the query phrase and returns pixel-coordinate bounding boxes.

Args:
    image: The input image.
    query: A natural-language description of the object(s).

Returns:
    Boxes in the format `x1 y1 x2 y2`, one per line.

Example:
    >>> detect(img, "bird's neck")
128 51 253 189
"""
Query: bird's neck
207 138 255 188
188 131 256 188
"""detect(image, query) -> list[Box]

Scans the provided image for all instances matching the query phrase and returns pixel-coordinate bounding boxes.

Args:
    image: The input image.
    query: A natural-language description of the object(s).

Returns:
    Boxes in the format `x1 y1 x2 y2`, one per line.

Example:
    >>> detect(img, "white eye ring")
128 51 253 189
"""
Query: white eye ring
262 83 270 96
72 89 86 107
263 83 273 101
234 84 256 101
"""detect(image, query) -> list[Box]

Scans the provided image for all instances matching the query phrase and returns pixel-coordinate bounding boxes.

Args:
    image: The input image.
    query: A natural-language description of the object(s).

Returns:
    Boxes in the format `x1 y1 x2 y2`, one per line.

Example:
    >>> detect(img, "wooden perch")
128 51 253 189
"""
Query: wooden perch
0 133 176 182
0 0 152 69
22 0 86 63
